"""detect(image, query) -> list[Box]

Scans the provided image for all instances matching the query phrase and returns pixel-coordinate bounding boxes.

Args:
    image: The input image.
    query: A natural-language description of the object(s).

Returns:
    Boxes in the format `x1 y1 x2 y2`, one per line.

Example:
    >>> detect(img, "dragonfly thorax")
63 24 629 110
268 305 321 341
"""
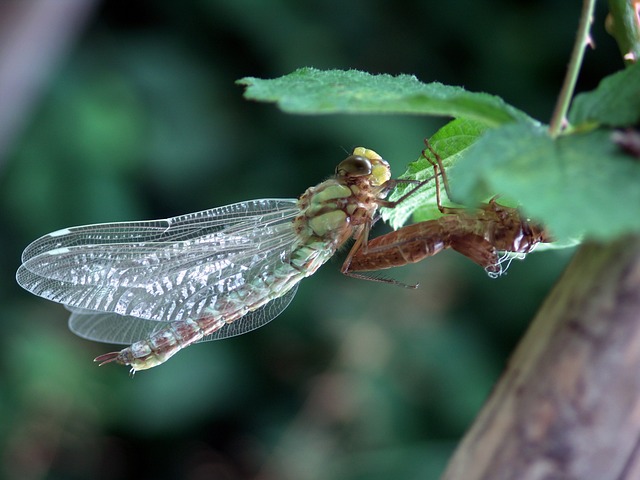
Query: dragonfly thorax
294 147 391 247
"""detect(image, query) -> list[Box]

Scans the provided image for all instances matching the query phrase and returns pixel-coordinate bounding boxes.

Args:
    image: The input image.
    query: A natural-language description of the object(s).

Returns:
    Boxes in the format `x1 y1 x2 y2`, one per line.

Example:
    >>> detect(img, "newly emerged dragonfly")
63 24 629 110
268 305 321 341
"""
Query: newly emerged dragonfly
17 147 426 373
347 141 551 279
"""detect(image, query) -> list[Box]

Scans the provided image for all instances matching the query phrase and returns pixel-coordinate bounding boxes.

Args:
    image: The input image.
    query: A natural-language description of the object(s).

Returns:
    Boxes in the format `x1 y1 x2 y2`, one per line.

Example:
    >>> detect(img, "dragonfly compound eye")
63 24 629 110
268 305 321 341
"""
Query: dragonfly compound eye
336 155 372 177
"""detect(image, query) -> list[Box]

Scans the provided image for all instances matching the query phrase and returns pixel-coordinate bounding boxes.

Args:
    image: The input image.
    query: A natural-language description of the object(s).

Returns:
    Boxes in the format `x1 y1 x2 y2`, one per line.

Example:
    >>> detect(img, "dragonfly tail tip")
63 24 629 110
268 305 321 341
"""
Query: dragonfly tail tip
94 351 121 366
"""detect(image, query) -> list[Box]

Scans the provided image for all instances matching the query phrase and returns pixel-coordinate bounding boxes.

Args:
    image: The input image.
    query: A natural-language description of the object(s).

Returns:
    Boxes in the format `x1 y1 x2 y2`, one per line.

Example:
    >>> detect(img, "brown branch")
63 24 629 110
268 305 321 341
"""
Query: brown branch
442 236 640 480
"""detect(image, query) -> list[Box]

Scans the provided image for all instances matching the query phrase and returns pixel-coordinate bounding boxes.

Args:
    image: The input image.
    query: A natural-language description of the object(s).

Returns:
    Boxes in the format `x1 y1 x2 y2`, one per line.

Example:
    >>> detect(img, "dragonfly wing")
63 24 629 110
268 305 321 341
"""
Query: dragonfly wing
17 199 300 323
67 283 300 344
67 307 163 345
19 199 298 262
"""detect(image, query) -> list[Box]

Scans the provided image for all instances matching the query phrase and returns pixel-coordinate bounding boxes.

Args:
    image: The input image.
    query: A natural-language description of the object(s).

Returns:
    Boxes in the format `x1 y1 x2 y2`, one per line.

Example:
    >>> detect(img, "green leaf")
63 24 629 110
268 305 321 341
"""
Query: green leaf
382 118 490 229
238 68 535 127
568 61 640 127
450 123 640 242
606 0 640 66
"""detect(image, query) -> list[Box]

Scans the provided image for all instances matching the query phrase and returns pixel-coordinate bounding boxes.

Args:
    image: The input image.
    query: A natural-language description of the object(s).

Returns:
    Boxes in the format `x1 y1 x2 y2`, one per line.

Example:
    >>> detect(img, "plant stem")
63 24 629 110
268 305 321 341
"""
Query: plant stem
549 0 598 137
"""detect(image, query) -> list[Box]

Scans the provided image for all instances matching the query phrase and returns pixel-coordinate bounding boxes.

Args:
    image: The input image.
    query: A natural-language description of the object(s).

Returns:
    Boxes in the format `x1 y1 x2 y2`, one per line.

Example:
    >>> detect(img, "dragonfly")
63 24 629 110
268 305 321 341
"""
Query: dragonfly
346 141 551 279
16 147 427 374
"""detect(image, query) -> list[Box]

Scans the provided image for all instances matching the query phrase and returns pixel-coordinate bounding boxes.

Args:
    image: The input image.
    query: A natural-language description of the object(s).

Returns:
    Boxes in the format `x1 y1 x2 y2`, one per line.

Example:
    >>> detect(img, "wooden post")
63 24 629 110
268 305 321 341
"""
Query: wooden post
443 237 640 480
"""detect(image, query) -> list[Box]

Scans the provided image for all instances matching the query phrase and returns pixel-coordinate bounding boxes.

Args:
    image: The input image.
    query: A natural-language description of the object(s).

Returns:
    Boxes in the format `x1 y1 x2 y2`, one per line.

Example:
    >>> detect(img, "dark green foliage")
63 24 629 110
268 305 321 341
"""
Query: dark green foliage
569 61 640 126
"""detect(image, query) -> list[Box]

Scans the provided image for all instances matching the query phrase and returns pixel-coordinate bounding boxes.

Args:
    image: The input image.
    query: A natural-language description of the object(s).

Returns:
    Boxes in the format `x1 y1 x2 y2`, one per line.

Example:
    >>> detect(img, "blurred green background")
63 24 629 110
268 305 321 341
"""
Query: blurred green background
0 1 622 479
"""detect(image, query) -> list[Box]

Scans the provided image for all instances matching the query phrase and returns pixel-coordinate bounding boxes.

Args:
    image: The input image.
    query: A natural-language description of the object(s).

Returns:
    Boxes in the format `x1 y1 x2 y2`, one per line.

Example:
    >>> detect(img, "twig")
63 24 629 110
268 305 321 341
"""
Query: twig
548 0 597 137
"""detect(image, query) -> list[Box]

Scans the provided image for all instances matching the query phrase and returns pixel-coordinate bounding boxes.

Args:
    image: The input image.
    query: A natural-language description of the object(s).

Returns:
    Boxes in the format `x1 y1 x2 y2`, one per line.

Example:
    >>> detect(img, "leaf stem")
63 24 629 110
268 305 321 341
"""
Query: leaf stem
549 0 598 137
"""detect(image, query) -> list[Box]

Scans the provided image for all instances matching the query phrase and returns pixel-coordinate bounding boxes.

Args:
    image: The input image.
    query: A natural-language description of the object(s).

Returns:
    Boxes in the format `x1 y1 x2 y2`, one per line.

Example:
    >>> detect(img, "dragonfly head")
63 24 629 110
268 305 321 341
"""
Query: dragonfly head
336 147 391 187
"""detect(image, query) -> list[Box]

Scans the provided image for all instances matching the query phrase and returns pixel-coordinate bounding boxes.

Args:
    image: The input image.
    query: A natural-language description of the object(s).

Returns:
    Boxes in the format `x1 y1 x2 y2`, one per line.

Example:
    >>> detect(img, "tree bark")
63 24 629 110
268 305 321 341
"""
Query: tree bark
443 237 640 480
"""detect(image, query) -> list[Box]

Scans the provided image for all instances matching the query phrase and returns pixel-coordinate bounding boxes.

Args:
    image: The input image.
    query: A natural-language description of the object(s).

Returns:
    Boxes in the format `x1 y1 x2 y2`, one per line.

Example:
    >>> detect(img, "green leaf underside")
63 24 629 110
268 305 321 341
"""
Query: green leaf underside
382 118 490 229
568 61 640 127
448 123 640 242
238 68 535 127
240 68 639 244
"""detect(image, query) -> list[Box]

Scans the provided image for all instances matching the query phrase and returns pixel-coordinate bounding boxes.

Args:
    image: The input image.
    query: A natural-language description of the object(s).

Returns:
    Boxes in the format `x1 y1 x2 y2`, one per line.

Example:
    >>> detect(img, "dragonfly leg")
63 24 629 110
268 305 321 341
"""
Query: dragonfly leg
376 140 455 211
341 220 370 273
340 221 419 288
342 269 419 289
421 139 463 215
342 241 419 288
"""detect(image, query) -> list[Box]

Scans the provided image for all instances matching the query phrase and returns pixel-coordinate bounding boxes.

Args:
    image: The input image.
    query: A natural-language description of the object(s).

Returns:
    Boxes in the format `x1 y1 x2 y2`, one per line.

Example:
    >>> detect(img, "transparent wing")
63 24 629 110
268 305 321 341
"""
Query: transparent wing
17 199 301 323
67 283 299 345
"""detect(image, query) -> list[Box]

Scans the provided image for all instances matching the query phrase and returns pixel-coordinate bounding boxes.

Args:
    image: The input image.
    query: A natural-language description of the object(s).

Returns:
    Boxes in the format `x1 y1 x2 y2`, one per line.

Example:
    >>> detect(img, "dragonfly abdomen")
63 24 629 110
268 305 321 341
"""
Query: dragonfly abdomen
97 239 338 372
